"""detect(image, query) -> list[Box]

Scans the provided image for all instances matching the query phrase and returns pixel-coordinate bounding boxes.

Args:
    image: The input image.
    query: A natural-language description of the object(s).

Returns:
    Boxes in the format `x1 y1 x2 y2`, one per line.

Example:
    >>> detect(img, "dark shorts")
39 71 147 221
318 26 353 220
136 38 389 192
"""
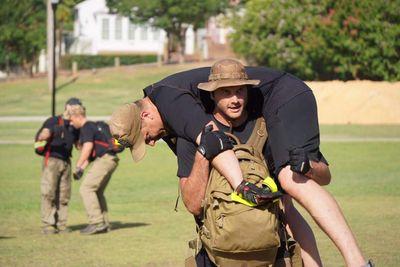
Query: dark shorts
195 248 216 267
265 90 328 178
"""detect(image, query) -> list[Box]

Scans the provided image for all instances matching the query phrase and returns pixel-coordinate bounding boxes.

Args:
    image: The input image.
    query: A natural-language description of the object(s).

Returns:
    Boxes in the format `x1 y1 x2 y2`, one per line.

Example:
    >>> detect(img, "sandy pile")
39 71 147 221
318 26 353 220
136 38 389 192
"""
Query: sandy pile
306 80 400 124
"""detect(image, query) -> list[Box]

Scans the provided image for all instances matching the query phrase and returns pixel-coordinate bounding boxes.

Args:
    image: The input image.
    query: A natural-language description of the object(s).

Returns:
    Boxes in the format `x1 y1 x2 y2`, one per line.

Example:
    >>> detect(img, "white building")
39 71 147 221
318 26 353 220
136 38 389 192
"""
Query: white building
69 0 195 55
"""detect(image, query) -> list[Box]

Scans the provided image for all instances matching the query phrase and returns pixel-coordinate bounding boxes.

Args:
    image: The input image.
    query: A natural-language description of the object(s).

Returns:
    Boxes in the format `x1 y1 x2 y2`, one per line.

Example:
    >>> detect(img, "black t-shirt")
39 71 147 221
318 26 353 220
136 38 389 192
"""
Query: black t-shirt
176 116 257 178
147 66 315 174
144 66 310 120
41 116 79 161
143 85 213 146
79 121 114 160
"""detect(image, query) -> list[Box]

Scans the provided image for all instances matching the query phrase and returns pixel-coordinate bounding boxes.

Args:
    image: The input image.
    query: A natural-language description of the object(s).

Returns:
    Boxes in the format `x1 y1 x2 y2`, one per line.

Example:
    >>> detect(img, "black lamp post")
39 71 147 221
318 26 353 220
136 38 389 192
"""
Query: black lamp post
50 0 59 116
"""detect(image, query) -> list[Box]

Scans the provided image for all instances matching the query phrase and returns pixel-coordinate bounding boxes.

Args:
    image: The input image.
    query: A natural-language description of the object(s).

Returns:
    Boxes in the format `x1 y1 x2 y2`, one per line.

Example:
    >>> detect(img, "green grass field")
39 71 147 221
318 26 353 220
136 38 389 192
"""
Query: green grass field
0 140 399 266
0 63 209 116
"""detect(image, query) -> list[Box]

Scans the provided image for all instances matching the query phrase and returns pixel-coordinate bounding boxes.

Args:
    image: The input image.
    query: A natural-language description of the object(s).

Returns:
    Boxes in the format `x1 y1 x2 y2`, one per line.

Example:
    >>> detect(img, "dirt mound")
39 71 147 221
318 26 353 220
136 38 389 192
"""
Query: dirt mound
306 80 400 124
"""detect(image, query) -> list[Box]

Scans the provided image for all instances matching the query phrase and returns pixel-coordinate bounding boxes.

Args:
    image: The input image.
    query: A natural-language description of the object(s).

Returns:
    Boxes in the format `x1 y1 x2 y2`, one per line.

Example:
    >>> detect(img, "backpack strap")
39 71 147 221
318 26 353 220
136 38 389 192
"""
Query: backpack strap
246 117 268 155
44 116 63 166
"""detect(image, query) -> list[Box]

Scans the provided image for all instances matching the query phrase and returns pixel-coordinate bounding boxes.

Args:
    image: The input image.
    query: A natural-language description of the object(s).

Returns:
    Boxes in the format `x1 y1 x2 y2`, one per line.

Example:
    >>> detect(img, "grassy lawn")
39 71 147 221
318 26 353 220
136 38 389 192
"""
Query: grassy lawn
0 140 399 266
0 63 209 116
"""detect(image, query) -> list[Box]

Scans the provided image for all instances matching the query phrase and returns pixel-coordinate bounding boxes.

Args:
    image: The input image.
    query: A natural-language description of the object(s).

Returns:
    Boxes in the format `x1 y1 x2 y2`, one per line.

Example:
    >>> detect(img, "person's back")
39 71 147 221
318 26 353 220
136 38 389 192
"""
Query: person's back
67 106 119 235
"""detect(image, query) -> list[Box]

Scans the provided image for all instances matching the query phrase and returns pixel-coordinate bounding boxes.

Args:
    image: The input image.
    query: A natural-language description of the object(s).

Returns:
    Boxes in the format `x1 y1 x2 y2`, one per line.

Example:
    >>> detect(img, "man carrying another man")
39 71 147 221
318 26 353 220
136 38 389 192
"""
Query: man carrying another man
110 59 372 267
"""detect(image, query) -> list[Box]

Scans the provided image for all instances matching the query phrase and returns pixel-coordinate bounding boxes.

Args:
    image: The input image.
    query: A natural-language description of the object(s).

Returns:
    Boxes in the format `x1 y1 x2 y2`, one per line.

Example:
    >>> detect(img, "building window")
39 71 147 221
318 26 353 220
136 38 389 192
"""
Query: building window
140 26 148 41
102 18 109 40
128 23 135 40
115 17 122 40
153 28 160 41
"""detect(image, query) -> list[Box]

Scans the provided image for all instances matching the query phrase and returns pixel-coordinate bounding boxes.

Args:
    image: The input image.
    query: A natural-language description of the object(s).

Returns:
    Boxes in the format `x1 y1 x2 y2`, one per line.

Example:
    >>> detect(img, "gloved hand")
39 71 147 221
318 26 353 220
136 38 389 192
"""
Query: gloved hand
197 124 233 160
235 180 282 205
289 147 311 175
73 167 84 180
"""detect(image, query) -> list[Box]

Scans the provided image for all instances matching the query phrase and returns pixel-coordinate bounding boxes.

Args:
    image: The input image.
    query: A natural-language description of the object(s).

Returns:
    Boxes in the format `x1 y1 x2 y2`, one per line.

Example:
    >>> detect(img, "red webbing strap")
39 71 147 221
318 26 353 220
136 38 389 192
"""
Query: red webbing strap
44 145 51 167
94 140 110 148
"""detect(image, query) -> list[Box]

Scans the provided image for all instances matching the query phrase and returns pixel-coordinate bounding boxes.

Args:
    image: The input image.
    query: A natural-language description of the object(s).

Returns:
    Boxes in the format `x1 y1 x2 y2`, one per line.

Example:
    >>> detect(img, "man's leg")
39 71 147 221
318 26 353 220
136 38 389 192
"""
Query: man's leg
79 157 110 227
282 195 322 267
97 155 118 229
41 158 63 233
57 160 71 231
279 166 365 267
264 82 367 266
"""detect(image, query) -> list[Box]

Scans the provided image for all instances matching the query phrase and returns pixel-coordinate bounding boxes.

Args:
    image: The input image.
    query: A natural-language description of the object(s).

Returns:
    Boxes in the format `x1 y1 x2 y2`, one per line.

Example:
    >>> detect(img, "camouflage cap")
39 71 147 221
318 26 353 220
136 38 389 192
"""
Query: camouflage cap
109 103 145 162
198 59 260 91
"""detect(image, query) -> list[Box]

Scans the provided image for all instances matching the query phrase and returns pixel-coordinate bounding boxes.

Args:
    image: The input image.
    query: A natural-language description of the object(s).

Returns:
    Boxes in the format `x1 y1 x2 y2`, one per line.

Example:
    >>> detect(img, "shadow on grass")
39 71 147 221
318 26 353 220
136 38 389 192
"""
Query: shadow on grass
56 76 79 92
0 236 15 239
69 221 149 232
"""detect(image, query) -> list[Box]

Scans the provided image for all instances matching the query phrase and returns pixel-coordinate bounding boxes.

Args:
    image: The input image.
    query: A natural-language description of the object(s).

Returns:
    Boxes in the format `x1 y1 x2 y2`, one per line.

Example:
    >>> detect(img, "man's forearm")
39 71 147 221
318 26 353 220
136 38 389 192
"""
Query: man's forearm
180 152 210 216
76 142 93 169
306 161 331 186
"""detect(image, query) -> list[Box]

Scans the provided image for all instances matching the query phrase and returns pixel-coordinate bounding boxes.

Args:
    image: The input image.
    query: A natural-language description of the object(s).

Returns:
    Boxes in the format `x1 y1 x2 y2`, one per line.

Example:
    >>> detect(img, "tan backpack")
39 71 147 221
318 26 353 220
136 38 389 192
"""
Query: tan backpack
198 117 280 267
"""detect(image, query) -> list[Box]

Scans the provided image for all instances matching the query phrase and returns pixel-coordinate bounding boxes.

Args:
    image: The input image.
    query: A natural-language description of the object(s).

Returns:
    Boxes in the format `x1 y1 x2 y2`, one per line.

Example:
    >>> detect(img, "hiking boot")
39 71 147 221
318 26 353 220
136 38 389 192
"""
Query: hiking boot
235 180 282 205
42 225 58 235
80 223 108 235
57 226 72 234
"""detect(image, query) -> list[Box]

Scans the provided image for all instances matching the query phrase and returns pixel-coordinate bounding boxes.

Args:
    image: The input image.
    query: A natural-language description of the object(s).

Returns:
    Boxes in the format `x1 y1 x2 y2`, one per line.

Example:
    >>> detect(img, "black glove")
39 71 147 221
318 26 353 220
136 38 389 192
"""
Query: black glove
197 125 233 160
73 167 84 180
289 147 311 175
236 180 282 205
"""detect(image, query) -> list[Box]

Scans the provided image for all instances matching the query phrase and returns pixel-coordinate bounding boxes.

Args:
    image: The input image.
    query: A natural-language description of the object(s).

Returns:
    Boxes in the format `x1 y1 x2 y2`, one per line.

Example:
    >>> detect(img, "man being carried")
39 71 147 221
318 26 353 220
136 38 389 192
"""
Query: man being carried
110 84 280 206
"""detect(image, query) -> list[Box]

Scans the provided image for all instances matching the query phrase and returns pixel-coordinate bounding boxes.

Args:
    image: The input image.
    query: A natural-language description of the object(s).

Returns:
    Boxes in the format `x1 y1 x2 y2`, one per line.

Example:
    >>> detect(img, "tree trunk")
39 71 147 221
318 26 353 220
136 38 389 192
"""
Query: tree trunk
164 32 172 64
178 27 188 64
57 21 63 70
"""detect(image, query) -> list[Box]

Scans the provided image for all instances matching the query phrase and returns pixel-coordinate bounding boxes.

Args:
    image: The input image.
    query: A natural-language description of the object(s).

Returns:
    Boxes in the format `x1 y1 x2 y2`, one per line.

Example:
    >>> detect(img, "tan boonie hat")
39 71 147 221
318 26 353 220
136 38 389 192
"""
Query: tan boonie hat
109 103 145 162
198 59 260 91
63 105 86 119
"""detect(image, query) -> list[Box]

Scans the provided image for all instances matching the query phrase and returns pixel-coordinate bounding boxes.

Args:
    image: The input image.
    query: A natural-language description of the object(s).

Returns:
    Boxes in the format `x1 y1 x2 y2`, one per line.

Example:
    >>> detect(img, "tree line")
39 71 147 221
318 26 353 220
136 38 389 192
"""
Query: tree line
1 0 398 81
229 0 400 81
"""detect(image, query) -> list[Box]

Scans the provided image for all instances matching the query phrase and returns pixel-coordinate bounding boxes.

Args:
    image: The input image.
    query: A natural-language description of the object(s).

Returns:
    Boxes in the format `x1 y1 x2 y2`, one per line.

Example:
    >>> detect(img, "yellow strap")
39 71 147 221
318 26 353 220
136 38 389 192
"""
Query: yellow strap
34 140 47 149
262 177 278 193
230 192 256 207
230 177 279 206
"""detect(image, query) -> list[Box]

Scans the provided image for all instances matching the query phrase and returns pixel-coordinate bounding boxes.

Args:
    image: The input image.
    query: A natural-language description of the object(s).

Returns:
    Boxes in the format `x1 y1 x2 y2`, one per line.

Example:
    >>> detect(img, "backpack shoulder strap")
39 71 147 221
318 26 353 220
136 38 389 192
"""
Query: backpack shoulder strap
246 117 268 154
57 115 64 126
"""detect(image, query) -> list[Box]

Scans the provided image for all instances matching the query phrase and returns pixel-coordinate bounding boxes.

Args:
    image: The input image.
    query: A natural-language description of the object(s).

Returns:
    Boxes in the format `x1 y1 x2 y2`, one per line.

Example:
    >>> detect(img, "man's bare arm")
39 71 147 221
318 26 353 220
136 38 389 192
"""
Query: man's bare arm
306 161 331 186
76 142 93 169
180 151 210 216
195 121 244 189
37 128 51 141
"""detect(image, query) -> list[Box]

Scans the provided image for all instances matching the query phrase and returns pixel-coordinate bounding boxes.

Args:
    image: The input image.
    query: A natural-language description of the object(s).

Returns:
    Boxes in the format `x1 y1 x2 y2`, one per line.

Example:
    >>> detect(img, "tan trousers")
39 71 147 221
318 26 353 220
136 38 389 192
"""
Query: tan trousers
80 153 118 224
41 157 71 228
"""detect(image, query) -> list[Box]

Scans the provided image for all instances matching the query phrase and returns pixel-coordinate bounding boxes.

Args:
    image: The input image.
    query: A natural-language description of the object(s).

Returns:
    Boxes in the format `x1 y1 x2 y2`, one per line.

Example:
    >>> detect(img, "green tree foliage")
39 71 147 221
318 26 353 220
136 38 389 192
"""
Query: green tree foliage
230 0 400 81
106 0 230 62
0 0 47 74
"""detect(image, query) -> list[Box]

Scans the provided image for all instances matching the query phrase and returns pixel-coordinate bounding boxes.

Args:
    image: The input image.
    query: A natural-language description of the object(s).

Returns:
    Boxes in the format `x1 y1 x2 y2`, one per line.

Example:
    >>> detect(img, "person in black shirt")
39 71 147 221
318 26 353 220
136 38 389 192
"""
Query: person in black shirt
66 105 119 235
110 58 370 266
158 59 370 267
175 60 320 266
35 98 81 234
110 83 276 205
